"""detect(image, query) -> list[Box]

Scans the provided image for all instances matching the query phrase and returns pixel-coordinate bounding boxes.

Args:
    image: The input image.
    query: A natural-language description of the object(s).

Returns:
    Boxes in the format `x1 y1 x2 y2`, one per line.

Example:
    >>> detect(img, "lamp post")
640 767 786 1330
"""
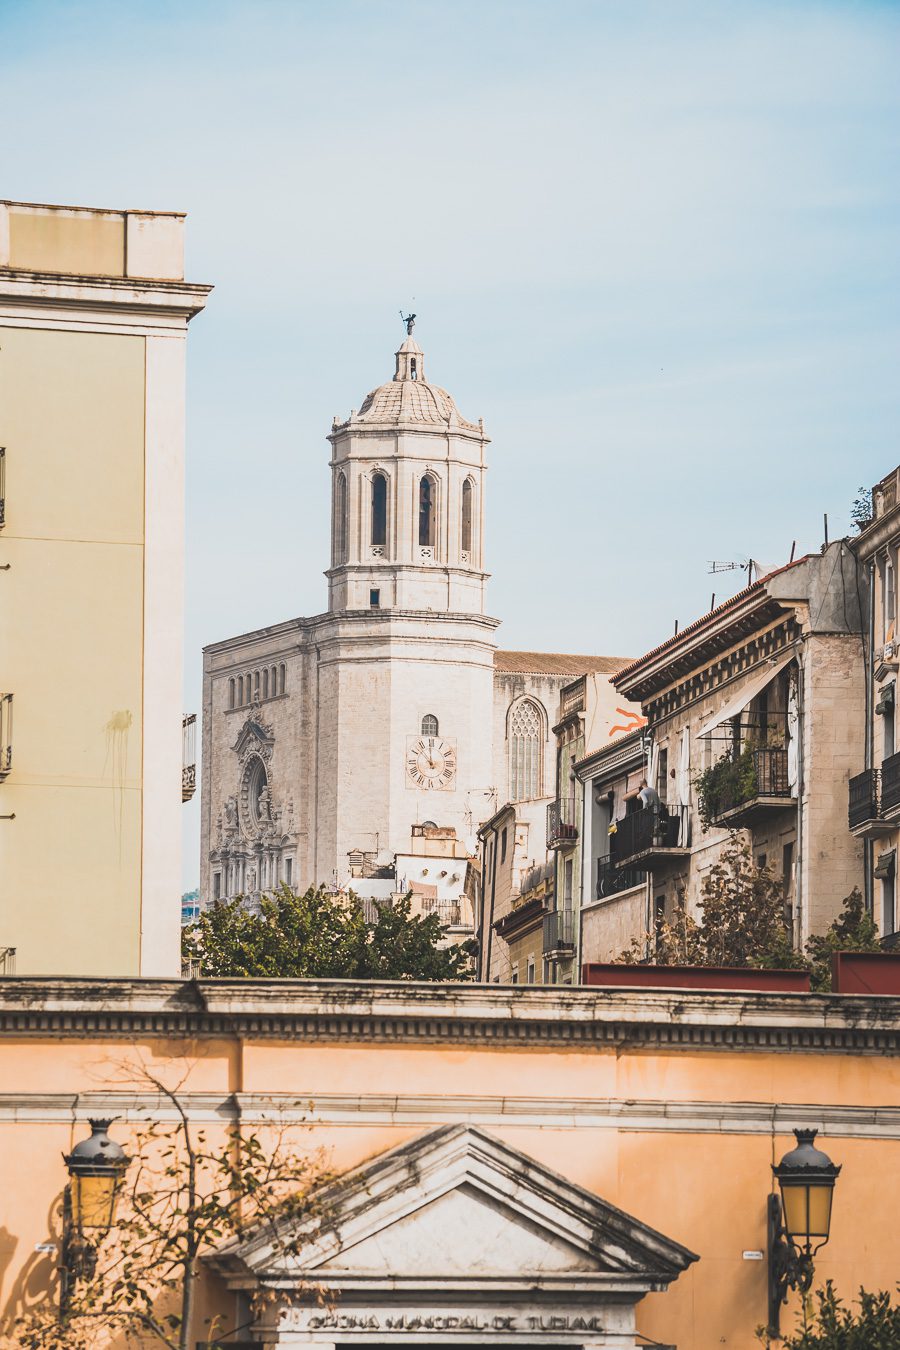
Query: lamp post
60 1119 130 1317
767 1128 841 1336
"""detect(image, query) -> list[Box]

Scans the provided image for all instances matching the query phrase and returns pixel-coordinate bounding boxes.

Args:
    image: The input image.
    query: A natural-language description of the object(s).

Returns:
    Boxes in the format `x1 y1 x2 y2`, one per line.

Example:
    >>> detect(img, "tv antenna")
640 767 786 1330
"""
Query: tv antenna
708 557 755 587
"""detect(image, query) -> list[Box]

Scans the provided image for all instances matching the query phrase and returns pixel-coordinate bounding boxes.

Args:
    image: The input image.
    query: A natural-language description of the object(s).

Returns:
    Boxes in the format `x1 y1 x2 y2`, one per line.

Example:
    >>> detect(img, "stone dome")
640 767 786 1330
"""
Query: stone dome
334 334 481 433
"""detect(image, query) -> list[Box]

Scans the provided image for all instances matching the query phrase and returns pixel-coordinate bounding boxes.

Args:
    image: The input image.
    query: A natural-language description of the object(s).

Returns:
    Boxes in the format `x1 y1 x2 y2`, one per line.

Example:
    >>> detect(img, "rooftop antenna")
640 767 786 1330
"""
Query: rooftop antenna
708 557 754 587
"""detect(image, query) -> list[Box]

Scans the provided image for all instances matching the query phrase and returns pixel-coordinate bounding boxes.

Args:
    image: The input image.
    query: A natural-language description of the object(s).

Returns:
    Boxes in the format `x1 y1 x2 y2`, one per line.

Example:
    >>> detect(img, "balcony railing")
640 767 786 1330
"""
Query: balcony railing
0 947 16 975
610 807 685 866
423 897 470 928
882 750 900 814
849 768 880 829
0 693 12 781
700 747 793 826
547 798 578 848
542 908 576 954
596 855 647 900
182 713 197 803
0 447 5 528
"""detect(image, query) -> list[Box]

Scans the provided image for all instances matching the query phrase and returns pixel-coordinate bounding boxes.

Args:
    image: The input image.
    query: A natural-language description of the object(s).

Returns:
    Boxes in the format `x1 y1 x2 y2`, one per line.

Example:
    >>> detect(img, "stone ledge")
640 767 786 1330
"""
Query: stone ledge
0 977 898 1053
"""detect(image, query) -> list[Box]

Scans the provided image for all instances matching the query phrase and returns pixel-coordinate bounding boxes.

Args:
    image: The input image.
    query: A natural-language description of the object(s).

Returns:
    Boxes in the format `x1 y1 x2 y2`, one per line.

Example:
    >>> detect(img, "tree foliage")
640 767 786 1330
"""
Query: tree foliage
778 1282 900 1348
615 840 879 988
7 1070 330 1350
617 836 797 968
183 885 474 981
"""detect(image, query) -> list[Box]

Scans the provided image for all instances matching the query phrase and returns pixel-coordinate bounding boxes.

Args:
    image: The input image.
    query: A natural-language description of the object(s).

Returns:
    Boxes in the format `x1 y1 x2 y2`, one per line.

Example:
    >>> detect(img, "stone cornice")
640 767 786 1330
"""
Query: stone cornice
0 268 212 323
1 979 899 1053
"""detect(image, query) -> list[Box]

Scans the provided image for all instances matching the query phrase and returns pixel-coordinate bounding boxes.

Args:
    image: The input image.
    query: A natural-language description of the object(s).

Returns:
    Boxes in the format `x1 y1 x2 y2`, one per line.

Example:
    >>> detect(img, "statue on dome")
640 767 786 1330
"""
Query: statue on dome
400 311 416 336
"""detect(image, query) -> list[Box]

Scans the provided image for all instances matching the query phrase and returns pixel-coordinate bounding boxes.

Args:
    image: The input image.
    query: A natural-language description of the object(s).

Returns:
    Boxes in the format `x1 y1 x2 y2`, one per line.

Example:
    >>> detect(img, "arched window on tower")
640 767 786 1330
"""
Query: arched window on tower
335 472 348 562
422 713 439 736
419 475 435 547
461 478 474 555
410 357 418 381
508 699 544 802
228 678 235 710
371 472 387 547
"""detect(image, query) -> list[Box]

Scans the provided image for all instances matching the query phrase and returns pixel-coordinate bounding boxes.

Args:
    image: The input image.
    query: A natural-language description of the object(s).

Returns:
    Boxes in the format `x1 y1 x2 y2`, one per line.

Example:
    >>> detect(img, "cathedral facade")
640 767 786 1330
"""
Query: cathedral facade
200 328 625 906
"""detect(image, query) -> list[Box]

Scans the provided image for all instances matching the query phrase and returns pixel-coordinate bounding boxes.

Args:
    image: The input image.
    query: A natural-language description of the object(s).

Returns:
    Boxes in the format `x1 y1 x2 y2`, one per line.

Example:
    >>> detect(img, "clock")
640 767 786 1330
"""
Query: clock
405 734 457 791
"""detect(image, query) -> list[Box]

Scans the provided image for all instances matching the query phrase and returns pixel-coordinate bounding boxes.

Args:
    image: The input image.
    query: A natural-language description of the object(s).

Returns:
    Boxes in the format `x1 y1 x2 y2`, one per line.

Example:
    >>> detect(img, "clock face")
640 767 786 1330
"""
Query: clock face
405 735 457 791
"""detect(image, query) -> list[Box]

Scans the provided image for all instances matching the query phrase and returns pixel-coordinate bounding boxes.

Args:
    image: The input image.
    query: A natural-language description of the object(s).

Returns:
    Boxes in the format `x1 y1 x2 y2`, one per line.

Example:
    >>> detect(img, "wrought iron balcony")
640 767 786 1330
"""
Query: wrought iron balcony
705 747 795 828
609 806 689 869
882 750 900 814
542 908 576 955
182 713 197 803
547 798 578 849
596 855 647 901
0 946 16 976
852 772 879 831
0 693 12 781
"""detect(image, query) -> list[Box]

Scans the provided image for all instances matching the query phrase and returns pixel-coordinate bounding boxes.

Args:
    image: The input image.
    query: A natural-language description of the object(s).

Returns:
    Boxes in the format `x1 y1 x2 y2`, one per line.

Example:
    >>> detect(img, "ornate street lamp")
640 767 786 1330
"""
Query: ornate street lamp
768 1128 841 1335
60 1119 130 1314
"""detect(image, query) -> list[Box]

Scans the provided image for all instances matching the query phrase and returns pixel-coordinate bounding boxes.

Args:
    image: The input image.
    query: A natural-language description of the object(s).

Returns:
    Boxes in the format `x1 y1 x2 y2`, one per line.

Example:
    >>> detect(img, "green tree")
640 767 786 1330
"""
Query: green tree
805 888 881 992
778 1282 900 1348
183 885 474 981
617 836 799 969
7 1069 329 1350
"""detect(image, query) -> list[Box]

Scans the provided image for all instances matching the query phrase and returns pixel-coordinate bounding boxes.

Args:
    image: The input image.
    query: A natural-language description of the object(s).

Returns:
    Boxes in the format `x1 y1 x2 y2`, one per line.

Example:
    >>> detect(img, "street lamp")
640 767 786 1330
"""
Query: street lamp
60 1119 130 1314
767 1128 841 1336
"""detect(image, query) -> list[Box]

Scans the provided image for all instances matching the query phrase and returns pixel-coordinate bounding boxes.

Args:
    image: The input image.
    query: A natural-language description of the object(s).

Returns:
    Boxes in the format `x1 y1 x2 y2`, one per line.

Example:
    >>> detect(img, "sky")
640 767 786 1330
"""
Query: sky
2 0 898 888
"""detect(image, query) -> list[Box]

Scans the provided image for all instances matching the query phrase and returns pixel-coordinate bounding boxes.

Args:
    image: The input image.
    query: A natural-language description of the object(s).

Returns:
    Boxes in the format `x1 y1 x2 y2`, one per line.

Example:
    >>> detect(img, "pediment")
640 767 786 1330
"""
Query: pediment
209 1125 697 1292
232 712 274 762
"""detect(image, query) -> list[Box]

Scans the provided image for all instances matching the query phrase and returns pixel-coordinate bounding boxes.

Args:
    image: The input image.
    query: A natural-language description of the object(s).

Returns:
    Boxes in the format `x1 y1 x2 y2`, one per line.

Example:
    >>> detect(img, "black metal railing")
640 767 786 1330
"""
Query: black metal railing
610 807 683 863
182 713 197 803
596 855 647 900
547 798 578 848
542 909 576 953
848 768 880 829
882 750 900 813
704 747 791 821
0 692 12 781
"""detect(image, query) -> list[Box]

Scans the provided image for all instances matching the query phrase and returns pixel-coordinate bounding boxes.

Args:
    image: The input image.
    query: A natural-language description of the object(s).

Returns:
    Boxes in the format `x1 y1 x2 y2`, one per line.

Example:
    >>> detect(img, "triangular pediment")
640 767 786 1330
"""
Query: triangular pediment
208 1125 697 1293
232 712 274 760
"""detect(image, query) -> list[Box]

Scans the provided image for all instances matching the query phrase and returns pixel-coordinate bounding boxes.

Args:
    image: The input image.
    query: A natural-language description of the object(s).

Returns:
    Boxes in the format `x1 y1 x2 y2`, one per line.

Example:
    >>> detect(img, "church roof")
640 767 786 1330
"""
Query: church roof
494 650 631 677
333 331 482 434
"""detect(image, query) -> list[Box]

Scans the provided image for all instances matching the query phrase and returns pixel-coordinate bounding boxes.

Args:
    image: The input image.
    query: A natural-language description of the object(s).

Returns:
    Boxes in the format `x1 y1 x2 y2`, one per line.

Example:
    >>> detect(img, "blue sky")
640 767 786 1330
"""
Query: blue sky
2 0 898 887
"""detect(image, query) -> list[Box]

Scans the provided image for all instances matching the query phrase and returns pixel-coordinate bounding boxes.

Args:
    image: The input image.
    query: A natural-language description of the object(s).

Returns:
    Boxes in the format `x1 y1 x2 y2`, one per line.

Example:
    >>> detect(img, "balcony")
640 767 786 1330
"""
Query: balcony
701 747 795 829
0 693 12 781
609 806 689 870
0 447 5 528
596 855 647 901
547 798 578 849
0 947 16 976
542 908 576 955
882 750 900 815
182 713 196 803
847 768 894 837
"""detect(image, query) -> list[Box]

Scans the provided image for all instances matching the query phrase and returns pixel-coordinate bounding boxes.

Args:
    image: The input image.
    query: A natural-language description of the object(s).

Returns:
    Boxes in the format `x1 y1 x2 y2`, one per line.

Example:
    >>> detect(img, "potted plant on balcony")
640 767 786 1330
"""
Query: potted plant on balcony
694 746 758 830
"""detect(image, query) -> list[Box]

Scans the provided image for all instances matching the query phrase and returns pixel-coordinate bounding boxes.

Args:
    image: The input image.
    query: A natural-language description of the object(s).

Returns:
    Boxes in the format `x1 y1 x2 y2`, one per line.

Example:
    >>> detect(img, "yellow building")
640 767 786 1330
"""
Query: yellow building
0 199 210 977
0 977 898 1348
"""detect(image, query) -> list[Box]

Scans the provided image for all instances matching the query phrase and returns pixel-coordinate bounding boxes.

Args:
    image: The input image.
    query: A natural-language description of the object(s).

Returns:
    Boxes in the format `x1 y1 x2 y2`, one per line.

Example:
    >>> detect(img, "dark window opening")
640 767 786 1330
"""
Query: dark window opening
285 858 293 886
410 357 418 380
501 827 508 864
213 873 221 901
370 588 380 607
422 714 439 736
371 472 387 547
419 476 435 547
335 471 347 560
461 478 473 554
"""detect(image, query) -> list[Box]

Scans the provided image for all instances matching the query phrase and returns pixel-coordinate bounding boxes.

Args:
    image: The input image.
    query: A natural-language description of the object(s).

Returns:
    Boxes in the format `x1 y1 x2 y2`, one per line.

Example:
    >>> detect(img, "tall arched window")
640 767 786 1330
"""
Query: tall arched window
371 472 387 547
419 475 435 547
263 668 269 699
334 472 348 562
461 478 473 554
237 675 244 706
228 678 235 709
279 662 286 694
422 713 439 736
508 699 543 801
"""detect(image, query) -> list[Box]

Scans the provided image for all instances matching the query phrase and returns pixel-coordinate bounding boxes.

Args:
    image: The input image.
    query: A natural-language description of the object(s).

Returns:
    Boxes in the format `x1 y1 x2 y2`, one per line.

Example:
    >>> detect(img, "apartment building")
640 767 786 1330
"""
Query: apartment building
605 543 867 951
0 199 210 976
849 465 900 944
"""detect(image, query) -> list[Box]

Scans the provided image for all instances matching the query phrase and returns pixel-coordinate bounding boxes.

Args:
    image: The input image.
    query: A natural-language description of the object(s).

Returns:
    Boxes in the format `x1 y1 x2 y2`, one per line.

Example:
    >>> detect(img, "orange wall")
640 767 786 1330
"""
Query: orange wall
1 1030 898 1348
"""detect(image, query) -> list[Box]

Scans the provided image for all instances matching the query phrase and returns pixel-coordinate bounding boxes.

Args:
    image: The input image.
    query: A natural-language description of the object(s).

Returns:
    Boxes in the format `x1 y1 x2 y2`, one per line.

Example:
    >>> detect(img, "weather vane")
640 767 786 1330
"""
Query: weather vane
400 310 416 336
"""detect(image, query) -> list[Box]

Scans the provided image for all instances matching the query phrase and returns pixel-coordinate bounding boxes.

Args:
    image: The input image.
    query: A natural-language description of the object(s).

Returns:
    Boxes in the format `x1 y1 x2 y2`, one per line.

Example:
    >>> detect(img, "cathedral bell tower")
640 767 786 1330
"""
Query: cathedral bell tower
326 321 489 616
